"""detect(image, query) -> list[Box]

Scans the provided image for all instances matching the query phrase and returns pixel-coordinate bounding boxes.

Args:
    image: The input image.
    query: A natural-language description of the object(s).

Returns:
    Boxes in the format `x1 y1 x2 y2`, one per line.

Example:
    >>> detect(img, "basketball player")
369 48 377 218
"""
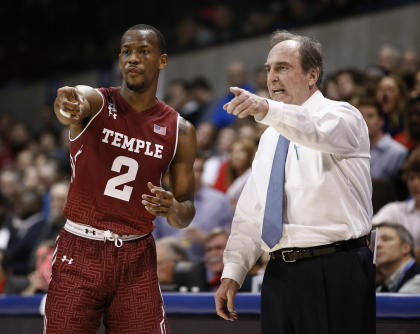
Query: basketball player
44 24 196 334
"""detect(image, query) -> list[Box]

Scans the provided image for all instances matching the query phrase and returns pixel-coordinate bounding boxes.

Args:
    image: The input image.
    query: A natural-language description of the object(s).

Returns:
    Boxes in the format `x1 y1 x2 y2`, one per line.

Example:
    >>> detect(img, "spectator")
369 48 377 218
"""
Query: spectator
322 73 340 101
211 61 254 129
196 121 217 158
357 96 407 179
253 65 269 92
394 96 420 151
376 74 408 136
38 181 69 243
0 169 21 209
204 228 229 291
8 122 31 156
335 68 365 104
364 64 386 97
202 126 237 187
236 120 264 146
373 147 420 260
189 76 217 125
153 154 233 261
377 44 400 74
376 223 420 293
213 137 256 196
172 16 214 52
15 149 35 175
155 237 188 291
166 79 201 125
1 190 45 294
211 5 238 43
399 50 419 91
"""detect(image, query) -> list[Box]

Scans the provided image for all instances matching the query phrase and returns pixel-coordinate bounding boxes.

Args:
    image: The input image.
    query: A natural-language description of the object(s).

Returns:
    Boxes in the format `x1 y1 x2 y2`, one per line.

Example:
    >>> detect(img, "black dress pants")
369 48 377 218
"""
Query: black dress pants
261 246 375 334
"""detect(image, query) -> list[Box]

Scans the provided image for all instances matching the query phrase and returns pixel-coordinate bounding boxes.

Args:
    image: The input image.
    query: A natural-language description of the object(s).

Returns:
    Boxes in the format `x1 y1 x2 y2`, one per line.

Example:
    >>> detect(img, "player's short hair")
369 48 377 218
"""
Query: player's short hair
270 30 323 87
124 24 167 54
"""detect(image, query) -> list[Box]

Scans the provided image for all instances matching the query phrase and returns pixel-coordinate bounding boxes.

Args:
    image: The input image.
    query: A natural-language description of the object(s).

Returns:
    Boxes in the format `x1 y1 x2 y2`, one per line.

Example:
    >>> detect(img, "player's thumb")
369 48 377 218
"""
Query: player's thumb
230 86 244 97
147 182 156 193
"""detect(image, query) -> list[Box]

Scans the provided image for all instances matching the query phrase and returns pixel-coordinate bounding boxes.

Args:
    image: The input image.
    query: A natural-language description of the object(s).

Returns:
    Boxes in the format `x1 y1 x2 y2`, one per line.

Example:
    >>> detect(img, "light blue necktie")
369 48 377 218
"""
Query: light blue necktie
262 135 290 248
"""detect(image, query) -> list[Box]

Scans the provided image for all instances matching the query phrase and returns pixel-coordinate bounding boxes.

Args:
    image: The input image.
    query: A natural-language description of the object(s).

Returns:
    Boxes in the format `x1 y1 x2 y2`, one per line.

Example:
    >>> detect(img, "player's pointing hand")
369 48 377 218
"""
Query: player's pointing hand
55 86 88 121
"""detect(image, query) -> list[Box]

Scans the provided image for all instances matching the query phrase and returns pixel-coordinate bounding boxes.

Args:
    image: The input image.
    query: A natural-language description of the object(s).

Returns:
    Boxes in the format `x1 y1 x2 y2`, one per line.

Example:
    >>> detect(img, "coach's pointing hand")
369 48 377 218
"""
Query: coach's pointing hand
223 87 269 119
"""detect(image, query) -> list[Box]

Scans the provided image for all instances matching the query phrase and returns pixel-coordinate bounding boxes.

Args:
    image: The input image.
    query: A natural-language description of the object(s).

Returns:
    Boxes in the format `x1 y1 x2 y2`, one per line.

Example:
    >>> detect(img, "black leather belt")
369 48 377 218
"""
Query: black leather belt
269 236 367 263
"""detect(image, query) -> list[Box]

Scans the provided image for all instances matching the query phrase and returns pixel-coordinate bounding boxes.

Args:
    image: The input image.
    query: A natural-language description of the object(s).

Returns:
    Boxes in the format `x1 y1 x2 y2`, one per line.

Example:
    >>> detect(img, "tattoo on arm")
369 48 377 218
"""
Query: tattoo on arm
179 117 189 136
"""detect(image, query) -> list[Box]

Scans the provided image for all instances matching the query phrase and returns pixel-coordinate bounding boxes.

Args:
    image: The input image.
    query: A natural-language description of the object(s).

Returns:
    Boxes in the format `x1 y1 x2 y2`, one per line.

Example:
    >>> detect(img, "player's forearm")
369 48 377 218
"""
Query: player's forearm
166 199 195 229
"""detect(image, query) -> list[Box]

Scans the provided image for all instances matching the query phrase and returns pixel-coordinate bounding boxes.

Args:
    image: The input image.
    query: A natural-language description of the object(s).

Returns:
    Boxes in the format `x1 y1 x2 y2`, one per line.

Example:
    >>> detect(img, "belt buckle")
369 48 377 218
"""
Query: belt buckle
281 249 296 263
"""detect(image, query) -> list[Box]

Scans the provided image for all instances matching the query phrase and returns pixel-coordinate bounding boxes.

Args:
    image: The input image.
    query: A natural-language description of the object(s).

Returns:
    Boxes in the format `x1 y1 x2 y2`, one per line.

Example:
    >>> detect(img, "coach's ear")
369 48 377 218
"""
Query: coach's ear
159 54 168 70
308 67 320 88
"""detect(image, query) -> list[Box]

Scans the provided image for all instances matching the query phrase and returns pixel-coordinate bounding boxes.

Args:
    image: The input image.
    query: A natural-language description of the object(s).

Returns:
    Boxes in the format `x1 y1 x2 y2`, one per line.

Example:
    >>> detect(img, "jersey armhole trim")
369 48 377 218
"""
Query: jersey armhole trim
69 88 105 142
161 114 180 185
169 114 180 165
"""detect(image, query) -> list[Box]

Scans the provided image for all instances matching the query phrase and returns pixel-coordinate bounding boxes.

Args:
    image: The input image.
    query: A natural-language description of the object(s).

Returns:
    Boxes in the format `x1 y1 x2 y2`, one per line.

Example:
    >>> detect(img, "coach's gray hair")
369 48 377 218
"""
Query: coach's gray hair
270 30 323 87
376 222 415 257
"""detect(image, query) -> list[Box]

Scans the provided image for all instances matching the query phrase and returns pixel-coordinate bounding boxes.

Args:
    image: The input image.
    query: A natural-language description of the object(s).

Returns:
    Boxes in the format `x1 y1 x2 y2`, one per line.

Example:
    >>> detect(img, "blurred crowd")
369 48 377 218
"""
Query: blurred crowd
1 36 420 294
0 0 397 85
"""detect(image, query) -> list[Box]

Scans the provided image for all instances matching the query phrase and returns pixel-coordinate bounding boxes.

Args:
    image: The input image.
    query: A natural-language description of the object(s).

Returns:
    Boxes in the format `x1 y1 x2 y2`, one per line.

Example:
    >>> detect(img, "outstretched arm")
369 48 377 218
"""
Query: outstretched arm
53 85 103 137
141 117 196 228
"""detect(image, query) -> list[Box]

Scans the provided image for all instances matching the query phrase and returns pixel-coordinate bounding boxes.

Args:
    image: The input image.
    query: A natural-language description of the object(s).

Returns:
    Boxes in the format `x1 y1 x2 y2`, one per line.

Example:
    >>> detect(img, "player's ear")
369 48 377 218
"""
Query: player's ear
159 54 168 70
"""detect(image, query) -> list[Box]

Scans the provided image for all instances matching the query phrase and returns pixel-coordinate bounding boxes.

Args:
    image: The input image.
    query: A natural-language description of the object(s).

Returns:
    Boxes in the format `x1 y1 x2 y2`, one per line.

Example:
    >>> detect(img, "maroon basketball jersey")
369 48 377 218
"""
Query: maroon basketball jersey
64 87 179 235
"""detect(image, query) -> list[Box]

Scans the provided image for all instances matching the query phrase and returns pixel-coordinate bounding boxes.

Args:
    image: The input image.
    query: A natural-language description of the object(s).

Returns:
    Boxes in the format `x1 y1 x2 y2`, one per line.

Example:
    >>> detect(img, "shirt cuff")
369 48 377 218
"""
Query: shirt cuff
254 99 285 126
221 262 249 288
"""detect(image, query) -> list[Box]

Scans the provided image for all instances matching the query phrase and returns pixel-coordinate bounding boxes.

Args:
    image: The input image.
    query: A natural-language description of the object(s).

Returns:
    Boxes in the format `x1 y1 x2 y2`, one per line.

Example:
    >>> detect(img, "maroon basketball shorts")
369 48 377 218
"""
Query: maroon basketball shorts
44 228 168 334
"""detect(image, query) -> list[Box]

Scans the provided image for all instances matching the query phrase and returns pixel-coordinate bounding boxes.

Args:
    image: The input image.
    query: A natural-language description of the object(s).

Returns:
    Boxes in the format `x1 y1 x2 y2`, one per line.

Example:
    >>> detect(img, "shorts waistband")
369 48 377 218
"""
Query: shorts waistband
64 219 149 247
269 235 368 263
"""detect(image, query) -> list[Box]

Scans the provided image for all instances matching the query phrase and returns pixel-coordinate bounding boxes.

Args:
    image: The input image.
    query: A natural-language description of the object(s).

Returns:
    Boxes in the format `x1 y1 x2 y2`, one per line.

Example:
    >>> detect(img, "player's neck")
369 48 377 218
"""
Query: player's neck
120 84 158 113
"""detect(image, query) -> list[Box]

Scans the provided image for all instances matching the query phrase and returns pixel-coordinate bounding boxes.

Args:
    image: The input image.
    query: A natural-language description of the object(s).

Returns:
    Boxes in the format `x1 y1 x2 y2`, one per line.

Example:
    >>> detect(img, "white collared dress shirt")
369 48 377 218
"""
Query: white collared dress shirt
372 198 420 248
222 90 373 286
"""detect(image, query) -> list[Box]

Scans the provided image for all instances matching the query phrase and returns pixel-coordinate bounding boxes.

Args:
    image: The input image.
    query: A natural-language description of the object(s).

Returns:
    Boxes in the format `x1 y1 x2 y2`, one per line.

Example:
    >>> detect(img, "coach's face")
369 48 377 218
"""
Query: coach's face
265 40 318 106
119 29 167 93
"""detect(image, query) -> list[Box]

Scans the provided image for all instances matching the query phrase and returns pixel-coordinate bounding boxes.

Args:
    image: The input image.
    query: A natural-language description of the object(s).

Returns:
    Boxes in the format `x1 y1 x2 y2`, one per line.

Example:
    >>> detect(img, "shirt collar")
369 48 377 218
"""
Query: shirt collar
384 258 415 291
302 90 324 110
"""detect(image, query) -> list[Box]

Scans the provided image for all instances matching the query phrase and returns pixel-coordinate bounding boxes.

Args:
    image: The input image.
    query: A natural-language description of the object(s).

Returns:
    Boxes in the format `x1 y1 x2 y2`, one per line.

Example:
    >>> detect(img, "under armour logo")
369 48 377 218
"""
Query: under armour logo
85 228 96 235
61 255 73 264
108 103 117 119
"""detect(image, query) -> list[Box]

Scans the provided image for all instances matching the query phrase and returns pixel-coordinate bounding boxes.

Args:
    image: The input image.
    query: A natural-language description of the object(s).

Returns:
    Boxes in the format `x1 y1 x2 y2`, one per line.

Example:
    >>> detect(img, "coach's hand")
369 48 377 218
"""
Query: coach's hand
215 278 240 321
223 87 269 119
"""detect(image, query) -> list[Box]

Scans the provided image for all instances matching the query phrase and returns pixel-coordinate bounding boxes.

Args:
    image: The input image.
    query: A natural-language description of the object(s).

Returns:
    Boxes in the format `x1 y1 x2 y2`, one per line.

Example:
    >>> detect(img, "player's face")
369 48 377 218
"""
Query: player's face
119 30 167 93
265 40 318 105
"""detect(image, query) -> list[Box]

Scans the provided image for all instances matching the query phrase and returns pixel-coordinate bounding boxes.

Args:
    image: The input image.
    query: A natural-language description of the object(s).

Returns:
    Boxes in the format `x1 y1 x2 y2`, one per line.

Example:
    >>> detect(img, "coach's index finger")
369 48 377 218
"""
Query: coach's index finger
229 86 246 96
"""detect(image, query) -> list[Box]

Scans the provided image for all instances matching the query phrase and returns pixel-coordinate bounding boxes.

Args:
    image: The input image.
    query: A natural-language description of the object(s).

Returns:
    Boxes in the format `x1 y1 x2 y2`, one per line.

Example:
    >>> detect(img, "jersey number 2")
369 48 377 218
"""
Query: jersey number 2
104 156 138 201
